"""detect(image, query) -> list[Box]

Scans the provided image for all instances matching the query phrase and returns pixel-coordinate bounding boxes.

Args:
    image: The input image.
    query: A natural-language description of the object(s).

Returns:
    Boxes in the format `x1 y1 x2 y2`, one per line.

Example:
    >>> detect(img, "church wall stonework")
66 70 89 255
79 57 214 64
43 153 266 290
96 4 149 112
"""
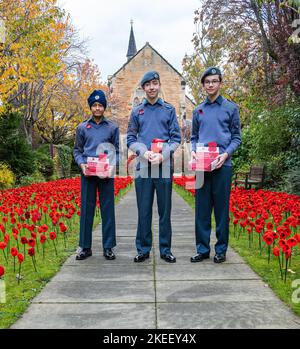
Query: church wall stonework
108 44 195 135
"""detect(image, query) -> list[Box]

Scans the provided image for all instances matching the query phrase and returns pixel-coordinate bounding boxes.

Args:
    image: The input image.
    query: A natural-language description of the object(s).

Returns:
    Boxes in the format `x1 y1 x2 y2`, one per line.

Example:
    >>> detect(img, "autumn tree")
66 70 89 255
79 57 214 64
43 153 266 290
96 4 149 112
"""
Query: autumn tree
183 0 300 105
0 0 87 145
183 0 300 190
37 59 106 146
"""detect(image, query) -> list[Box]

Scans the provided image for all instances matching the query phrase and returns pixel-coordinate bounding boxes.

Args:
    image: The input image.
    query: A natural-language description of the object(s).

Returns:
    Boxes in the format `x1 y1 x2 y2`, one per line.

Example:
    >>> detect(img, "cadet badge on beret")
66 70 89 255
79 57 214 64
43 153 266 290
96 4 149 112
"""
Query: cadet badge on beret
154 73 159 79
211 69 216 74
138 109 145 115
95 95 100 100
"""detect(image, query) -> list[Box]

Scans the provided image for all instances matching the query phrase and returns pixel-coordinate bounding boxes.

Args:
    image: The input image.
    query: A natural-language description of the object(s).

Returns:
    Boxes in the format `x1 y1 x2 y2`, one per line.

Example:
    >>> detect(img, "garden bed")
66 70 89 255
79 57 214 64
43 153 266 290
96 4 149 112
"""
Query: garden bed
173 175 300 318
0 176 133 328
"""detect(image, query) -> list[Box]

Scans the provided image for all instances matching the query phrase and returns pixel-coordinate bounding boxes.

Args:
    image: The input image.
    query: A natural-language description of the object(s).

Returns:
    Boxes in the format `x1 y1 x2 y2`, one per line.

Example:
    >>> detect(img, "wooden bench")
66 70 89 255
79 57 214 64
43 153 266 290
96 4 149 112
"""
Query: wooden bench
234 165 265 189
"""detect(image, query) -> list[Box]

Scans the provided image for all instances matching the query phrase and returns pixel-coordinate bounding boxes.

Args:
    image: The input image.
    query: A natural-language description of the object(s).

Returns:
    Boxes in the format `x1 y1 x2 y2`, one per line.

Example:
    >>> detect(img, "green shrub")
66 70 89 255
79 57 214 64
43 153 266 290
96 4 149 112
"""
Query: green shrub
282 168 300 196
0 163 14 189
0 109 36 179
48 173 59 181
34 151 54 180
53 139 80 177
18 171 45 187
54 145 72 178
36 144 51 155
234 99 300 190
260 155 285 189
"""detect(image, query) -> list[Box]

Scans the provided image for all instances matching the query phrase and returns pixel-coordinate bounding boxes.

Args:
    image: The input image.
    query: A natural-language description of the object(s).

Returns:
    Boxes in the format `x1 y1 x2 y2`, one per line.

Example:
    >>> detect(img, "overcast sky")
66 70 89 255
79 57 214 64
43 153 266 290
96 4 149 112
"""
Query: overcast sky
60 0 201 83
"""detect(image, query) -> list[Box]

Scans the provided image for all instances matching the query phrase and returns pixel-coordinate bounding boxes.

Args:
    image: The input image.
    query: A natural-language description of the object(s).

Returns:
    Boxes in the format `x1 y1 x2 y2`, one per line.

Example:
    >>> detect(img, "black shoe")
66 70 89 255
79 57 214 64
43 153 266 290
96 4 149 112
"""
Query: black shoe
190 253 210 263
214 253 226 263
76 247 92 260
160 253 176 263
134 253 150 263
104 248 116 260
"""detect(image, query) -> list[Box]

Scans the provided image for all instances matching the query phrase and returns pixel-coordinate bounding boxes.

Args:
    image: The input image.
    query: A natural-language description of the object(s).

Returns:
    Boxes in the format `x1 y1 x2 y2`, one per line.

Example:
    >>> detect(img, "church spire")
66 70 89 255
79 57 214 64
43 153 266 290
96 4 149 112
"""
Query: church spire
126 20 137 61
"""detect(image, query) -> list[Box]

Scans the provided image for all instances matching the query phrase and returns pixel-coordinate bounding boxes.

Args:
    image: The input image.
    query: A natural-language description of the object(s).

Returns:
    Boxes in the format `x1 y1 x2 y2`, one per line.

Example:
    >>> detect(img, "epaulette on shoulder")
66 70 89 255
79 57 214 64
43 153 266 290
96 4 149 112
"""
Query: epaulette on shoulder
107 119 118 128
77 119 88 128
223 97 238 107
194 102 205 112
133 103 143 111
163 101 174 109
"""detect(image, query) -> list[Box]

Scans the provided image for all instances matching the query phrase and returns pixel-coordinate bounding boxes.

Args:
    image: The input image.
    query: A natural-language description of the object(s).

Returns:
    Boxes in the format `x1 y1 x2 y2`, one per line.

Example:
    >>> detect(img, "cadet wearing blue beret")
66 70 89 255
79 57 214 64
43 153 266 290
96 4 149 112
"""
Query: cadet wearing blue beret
200 67 222 84
140 70 161 87
74 89 119 261
127 71 181 263
191 67 241 264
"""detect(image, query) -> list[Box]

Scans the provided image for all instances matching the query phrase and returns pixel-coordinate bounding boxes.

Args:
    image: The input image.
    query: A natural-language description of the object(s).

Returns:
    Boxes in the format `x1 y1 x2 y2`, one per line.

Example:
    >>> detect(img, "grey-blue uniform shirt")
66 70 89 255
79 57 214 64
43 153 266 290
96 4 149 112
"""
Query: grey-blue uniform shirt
73 116 120 167
191 95 241 166
127 98 181 168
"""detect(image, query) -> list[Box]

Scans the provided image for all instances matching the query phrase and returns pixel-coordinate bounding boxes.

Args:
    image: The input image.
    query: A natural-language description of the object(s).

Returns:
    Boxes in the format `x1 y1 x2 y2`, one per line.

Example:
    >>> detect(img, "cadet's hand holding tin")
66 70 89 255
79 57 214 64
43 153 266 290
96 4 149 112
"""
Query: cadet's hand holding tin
80 163 90 176
215 152 229 169
149 153 164 165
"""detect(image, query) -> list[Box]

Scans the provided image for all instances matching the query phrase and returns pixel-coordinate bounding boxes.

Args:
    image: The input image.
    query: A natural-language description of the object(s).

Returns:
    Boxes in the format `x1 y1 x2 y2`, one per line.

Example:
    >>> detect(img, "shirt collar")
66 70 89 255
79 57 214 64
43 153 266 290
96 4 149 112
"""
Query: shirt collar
204 95 223 105
88 116 109 125
143 97 164 106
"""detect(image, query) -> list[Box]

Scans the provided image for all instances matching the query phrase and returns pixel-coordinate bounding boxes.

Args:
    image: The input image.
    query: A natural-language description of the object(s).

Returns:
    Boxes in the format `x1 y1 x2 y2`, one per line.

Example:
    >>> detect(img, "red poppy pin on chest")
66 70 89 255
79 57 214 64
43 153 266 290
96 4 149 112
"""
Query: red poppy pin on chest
138 109 145 116
86 124 91 129
198 109 204 115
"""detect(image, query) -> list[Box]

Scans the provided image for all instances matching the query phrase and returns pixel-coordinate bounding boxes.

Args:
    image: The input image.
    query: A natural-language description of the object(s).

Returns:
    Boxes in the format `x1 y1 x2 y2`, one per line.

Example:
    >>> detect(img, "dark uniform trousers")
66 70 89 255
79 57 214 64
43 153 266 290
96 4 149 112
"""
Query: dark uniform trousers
195 166 232 255
79 174 116 250
135 165 173 256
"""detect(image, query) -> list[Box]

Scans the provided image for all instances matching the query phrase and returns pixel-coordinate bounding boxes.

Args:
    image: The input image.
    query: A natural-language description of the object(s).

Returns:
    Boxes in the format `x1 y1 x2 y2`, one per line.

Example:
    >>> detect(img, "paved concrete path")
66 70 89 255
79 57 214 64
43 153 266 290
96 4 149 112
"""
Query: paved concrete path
12 187 300 329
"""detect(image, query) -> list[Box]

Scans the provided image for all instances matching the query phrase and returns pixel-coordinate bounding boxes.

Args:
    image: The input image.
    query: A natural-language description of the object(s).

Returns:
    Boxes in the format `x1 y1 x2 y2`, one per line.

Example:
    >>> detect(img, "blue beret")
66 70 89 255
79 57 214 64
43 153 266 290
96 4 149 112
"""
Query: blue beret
201 67 222 84
87 90 107 109
141 71 160 87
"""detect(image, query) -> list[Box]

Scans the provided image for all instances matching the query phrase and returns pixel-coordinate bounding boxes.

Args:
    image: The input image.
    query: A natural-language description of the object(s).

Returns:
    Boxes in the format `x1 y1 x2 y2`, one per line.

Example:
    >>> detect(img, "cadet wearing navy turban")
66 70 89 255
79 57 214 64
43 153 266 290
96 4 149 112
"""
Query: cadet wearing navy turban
74 90 119 261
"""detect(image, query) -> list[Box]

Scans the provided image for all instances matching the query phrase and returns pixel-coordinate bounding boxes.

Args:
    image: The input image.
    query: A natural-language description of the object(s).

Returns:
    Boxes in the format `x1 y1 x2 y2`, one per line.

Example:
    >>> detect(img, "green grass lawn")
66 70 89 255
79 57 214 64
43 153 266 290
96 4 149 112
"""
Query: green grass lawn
173 183 300 318
0 183 133 329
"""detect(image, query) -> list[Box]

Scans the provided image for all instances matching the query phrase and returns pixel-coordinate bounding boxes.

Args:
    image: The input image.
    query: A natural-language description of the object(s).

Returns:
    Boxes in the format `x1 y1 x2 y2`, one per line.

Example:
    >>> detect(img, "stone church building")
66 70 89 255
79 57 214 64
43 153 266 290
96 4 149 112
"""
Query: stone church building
108 22 195 137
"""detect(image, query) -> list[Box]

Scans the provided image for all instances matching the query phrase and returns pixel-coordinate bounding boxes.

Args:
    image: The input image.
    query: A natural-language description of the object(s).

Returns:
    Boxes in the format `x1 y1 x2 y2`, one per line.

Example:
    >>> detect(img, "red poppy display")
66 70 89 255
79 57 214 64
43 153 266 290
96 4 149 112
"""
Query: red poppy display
173 176 300 282
10 247 18 257
0 176 133 284
28 247 35 257
17 253 24 264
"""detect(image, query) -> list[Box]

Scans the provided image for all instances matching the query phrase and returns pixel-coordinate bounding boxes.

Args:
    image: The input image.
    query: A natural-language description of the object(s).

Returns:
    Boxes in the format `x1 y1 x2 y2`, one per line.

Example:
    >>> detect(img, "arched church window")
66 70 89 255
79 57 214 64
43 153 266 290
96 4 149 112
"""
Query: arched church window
132 85 165 106
132 87 145 106
133 97 140 106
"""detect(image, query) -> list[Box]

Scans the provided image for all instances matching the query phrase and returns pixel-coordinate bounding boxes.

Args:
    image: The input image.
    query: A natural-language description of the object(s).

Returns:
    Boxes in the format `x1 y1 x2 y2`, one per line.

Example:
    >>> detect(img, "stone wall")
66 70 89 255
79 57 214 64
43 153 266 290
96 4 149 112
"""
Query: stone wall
108 43 195 135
